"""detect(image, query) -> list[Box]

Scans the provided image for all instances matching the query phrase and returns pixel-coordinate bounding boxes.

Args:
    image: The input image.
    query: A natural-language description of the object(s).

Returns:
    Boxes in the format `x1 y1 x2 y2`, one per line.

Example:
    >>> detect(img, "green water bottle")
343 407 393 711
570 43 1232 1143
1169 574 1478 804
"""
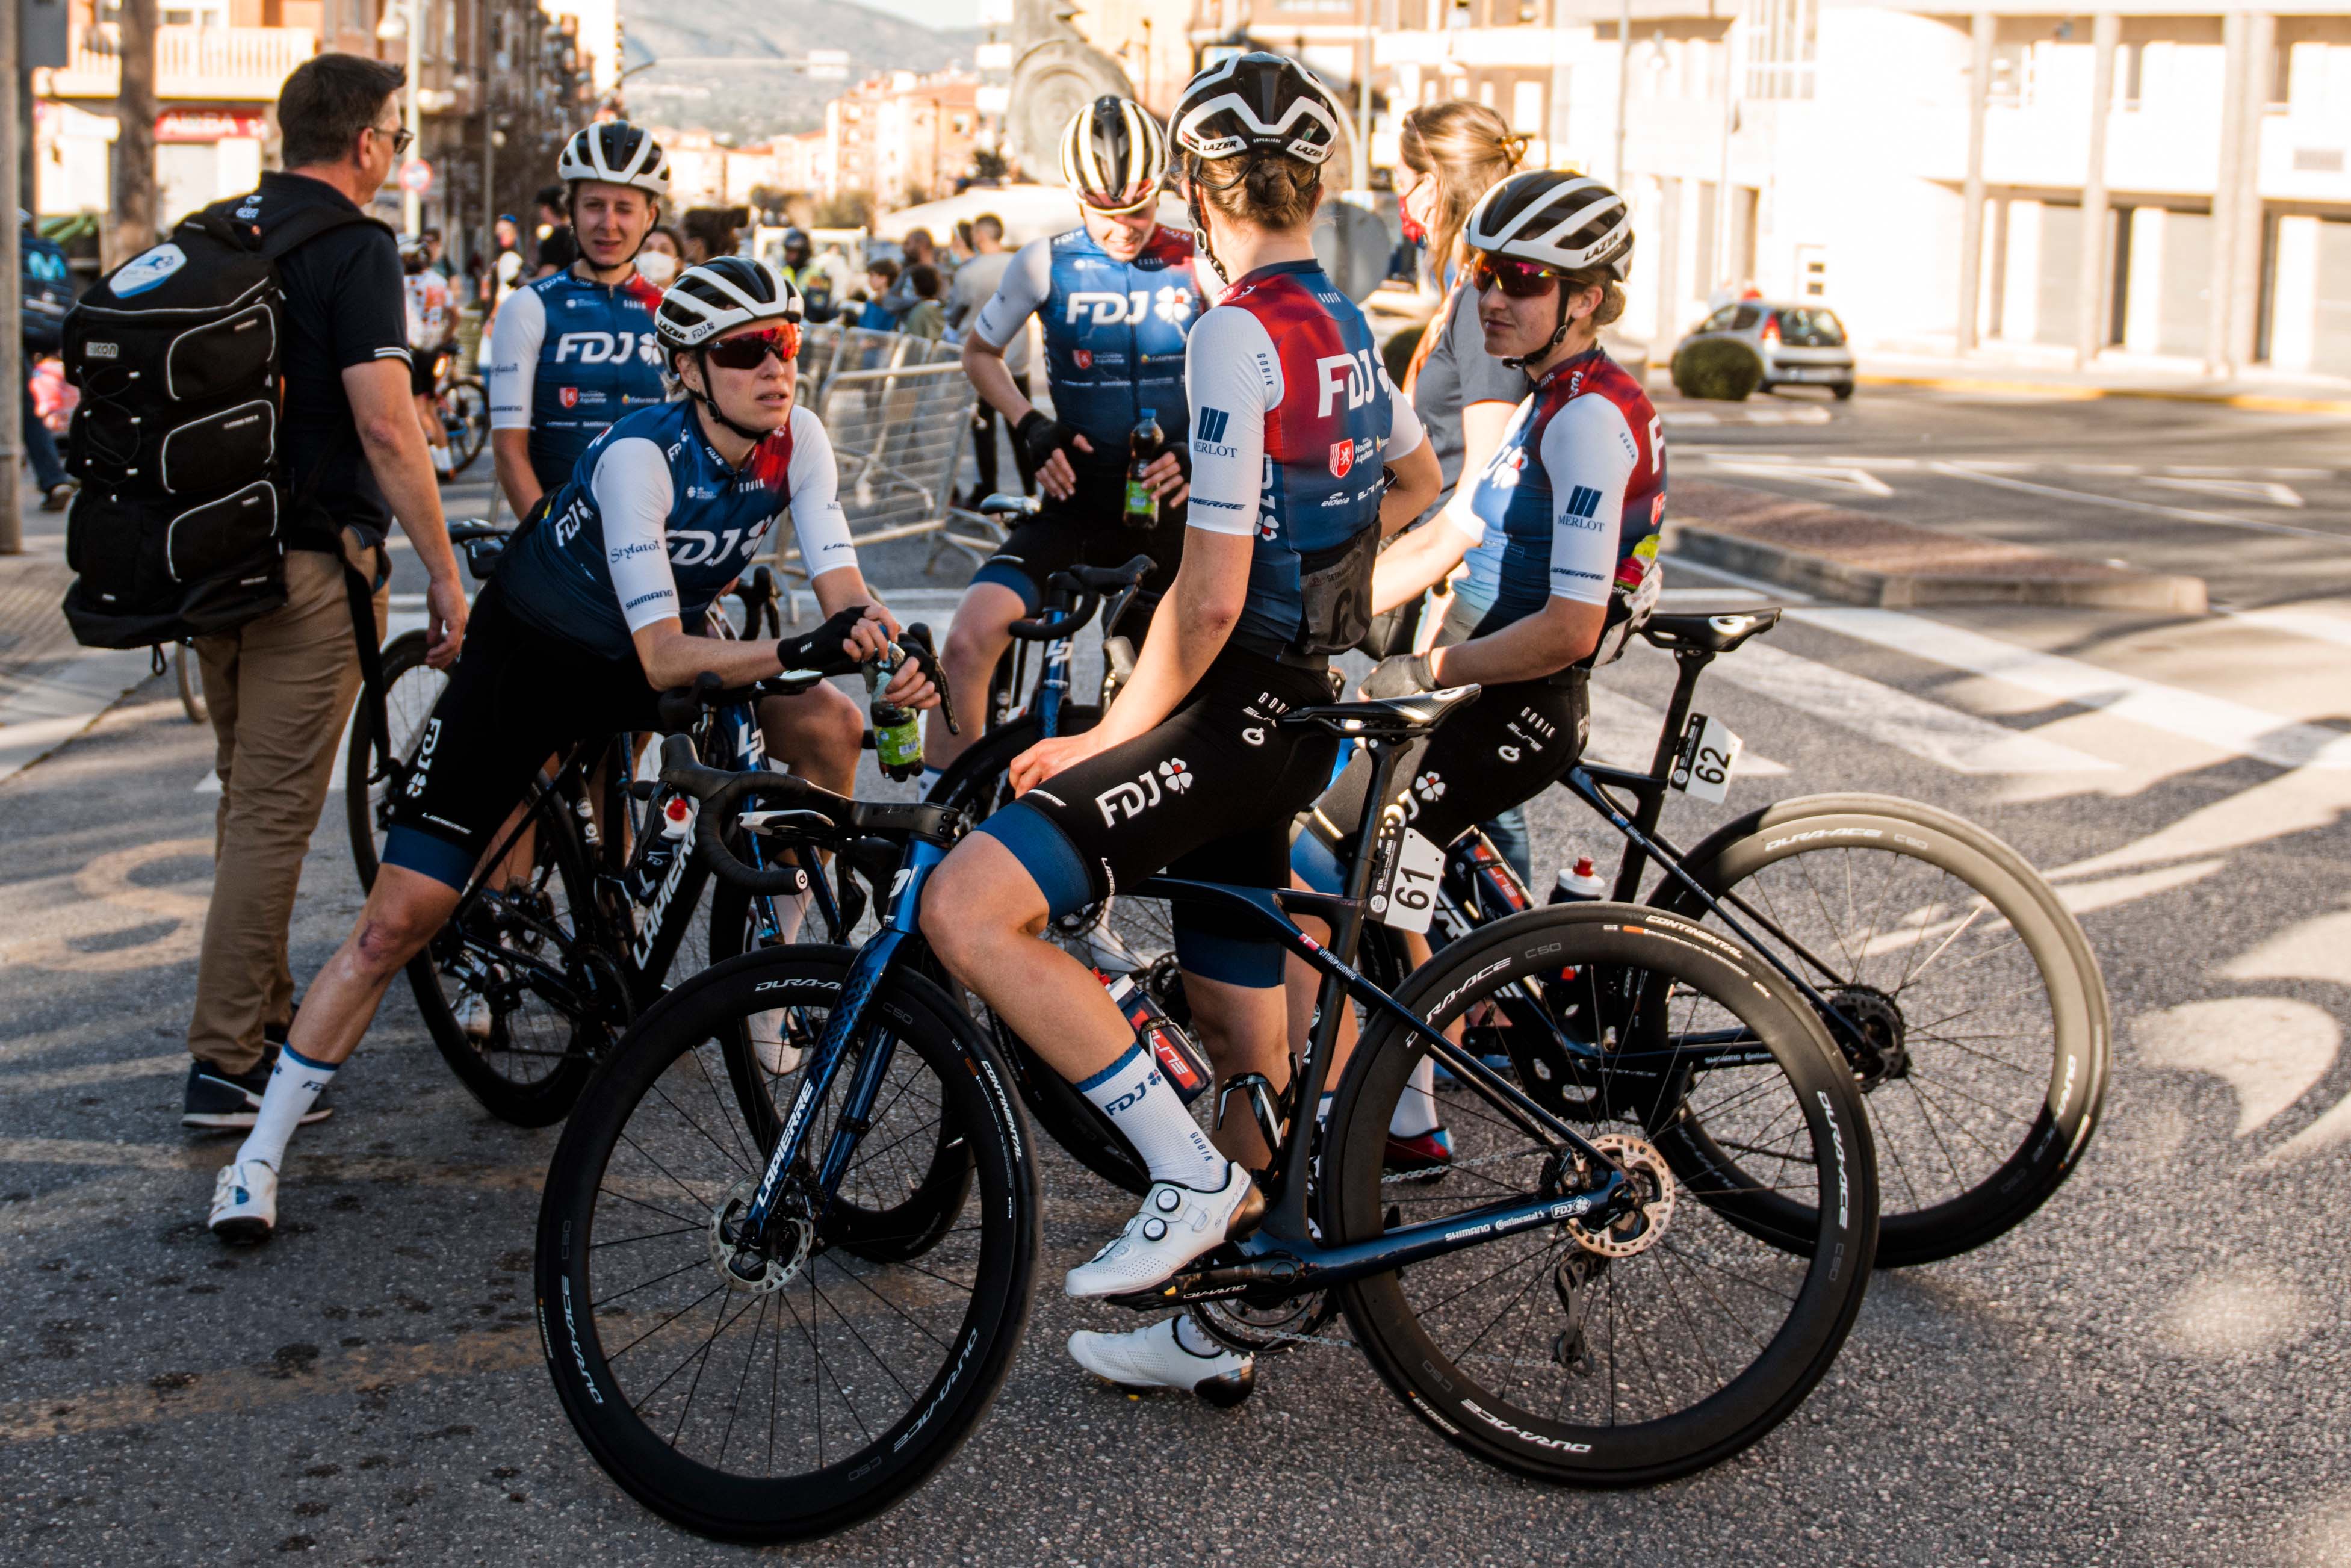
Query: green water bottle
868 648 924 782
1123 407 1163 530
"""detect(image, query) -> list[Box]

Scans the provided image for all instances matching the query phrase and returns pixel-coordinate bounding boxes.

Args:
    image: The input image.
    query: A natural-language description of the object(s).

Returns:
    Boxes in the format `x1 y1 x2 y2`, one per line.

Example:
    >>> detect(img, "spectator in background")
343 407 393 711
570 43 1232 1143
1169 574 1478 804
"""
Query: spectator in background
419 225 447 277
489 212 524 313
183 52 466 1145
18 208 76 511
945 211 1032 503
858 257 900 329
899 263 945 340
637 224 683 287
882 226 947 316
532 184 576 277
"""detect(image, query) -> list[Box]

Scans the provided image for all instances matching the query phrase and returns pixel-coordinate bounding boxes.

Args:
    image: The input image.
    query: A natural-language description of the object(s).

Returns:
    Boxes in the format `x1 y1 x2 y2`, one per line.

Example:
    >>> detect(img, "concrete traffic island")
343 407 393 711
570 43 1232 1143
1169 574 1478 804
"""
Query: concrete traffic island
1663 479 2208 613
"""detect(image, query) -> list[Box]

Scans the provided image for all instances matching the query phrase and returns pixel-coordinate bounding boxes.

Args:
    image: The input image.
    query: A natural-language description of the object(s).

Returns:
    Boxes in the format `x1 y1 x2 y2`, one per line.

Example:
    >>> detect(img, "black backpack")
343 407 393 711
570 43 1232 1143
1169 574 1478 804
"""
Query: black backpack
58 202 383 650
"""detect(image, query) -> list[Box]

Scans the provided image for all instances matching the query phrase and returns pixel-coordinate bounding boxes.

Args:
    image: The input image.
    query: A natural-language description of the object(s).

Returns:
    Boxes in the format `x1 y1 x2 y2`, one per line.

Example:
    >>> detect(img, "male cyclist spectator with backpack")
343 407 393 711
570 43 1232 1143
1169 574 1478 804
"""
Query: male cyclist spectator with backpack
929 97 1204 782
208 258 937 1244
486 122 670 522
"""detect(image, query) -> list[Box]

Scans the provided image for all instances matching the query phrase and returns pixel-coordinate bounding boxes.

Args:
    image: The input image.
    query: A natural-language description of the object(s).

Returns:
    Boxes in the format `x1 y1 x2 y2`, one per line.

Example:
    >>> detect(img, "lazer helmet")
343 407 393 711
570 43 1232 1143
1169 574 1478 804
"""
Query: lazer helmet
1463 169 1634 282
1171 52 1346 170
557 120 671 200
1058 96 1169 214
655 256 804 352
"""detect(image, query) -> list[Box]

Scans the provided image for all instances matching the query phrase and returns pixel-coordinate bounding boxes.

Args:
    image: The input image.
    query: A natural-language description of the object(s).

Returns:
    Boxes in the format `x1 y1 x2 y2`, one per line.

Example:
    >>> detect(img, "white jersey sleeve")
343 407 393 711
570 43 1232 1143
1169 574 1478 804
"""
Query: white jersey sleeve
1384 359 1428 465
1540 394 1640 606
589 436 684 634
784 406 858 578
968 238 1053 353
1181 305 1281 538
485 285 545 432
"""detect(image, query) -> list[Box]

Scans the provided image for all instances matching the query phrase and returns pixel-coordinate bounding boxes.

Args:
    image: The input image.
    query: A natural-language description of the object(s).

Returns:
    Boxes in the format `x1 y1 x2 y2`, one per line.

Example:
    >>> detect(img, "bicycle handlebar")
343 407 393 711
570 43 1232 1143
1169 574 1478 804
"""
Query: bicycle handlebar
1005 554 1156 643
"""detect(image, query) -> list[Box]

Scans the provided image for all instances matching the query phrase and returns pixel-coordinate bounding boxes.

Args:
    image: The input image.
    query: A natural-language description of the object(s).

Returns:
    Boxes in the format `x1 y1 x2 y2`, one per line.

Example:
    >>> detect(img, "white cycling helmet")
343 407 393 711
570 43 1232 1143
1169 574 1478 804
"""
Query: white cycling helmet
558 120 671 200
1171 52 1346 169
1058 96 1168 214
1463 169 1634 282
655 256 803 352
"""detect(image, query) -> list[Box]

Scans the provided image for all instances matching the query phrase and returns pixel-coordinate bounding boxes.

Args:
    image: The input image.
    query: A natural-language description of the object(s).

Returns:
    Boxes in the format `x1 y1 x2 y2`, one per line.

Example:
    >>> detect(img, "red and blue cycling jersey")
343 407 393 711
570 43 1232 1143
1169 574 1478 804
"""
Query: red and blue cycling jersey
1184 260 1427 651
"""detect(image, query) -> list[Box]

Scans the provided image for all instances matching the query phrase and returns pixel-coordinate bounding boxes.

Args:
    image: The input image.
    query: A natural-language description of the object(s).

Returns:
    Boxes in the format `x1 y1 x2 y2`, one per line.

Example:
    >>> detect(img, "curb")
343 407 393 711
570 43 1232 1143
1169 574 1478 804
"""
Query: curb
1664 522 2208 613
1853 371 2351 417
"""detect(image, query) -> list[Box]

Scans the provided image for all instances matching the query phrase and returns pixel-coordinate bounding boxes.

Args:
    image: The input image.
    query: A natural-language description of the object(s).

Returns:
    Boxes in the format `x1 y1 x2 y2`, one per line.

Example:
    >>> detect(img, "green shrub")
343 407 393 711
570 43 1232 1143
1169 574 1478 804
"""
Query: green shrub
1671 336 1764 401
1382 323 1426 390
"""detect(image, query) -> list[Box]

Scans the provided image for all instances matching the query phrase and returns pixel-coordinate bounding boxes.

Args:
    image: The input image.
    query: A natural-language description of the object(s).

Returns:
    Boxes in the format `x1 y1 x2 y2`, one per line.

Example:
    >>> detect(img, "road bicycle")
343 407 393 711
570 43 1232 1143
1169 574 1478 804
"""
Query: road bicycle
426 352 491 475
925 580 2108 1269
535 684 1879 1540
343 526 884 1124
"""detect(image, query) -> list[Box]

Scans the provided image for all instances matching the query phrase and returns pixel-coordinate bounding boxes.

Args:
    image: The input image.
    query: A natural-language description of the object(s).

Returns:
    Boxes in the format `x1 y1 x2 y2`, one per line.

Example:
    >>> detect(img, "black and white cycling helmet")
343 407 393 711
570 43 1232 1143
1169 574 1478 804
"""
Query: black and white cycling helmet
654 256 804 352
557 120 671 200
1058 96 1168 214
1171 52 1346 170
1463 169 1634 282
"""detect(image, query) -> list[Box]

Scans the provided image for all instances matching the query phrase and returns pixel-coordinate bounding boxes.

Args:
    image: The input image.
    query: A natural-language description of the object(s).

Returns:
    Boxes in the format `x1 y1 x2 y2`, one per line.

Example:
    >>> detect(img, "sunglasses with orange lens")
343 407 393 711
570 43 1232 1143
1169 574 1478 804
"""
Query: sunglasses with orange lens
1469 253 1564 299
704 323 802 369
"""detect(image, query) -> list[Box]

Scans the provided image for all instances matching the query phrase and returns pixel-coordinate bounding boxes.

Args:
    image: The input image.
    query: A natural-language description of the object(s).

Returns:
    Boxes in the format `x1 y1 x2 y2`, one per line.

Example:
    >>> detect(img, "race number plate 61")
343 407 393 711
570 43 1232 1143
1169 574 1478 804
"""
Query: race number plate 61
1372 826 1445 933
1671 713 1742 805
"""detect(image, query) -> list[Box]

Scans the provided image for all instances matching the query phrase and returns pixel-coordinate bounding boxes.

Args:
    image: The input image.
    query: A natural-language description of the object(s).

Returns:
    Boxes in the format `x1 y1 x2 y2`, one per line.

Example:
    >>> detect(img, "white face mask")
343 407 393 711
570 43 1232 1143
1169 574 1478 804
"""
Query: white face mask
636 250 678 287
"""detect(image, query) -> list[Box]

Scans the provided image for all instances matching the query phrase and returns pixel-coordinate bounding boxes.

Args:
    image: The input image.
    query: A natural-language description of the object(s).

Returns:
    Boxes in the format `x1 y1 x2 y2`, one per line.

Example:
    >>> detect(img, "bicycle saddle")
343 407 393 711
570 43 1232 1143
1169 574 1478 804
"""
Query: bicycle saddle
1280 684 1482 739
1640 601 1783 655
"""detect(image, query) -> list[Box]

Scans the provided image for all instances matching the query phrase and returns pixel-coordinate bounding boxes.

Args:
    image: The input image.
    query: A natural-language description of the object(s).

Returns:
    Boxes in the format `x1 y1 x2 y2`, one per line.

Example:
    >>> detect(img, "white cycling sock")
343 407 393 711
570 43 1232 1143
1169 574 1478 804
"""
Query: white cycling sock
429 442 452 476
235 1046 339 1172
1389 1056 1440 1138
1077 1042 1226 1191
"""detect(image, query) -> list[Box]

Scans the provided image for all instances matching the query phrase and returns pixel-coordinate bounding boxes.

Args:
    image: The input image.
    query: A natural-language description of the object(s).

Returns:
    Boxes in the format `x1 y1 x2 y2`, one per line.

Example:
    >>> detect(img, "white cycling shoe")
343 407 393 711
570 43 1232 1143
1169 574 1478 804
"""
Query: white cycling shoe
455 988 495 1041
1068 1316 1256 1408
208 1159 278 1245
1065 1162 1262 1300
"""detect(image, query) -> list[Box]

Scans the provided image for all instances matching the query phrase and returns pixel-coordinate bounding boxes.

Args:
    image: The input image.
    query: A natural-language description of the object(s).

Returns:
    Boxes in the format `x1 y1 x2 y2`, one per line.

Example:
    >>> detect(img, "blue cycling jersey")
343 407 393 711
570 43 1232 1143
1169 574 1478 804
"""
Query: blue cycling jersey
1184 261 1429 651
970 226 1203 464
485 268 669 493
497 399 856 661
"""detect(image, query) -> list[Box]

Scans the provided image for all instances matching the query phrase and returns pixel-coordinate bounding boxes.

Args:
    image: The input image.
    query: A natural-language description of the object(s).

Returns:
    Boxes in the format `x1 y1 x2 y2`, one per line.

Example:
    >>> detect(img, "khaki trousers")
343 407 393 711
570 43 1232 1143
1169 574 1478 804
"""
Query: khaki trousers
187 535 389 1073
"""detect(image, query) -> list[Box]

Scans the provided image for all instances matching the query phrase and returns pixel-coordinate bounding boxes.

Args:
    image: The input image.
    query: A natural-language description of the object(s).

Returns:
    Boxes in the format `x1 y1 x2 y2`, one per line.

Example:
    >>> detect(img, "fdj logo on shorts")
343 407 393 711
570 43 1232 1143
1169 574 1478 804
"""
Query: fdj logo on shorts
1094 758 1192 826
554 331 660 366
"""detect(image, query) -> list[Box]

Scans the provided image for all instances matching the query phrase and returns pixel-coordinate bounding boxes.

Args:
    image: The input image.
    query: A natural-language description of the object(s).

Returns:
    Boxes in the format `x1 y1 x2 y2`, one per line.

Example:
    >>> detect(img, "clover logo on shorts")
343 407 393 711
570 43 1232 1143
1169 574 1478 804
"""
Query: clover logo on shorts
1413 772 1445 802
1159 759 1191 793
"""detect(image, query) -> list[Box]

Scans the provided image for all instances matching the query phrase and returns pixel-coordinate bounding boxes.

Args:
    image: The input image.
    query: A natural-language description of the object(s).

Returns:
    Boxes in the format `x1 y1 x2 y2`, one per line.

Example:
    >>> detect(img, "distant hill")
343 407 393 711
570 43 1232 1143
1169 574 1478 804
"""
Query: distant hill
621 0 983 143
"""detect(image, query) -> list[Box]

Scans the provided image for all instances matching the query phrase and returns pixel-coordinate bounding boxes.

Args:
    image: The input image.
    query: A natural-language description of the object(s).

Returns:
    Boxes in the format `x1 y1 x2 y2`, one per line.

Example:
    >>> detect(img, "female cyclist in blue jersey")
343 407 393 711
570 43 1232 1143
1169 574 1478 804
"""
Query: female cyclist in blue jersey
923 54 1443 1404
1285 169 1664 1177
486 122 674 522
207 259 937 1245
928 95 1208 779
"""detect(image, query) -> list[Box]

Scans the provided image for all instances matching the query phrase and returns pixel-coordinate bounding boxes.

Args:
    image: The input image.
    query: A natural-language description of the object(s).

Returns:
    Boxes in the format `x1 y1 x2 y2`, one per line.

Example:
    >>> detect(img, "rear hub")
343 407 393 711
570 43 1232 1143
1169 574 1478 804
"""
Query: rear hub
1823 984 1908 1089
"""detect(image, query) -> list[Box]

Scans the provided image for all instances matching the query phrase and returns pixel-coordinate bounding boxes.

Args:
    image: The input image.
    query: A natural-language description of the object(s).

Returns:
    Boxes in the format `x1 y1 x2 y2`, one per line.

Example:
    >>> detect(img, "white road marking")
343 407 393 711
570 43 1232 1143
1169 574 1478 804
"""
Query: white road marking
1703 458 1894 498
1793 609 2351 772
1926 462 2344 544
2147 476 2304 508
2222 605 2351 652
1699 637 2116 773
2136 998 2338 1138
1584 686 1788 777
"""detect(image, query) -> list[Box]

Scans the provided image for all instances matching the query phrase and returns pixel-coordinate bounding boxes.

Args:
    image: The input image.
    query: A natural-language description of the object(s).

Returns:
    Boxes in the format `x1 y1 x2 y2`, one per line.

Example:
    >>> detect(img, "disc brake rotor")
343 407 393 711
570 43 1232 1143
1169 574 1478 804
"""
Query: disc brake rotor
710 1177 814 1296
1566 1132 1676 1259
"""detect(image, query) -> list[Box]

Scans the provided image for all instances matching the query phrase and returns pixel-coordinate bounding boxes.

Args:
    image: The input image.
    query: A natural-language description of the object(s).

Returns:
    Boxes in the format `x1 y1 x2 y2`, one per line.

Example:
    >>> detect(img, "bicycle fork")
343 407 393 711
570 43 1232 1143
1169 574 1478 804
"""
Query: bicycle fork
725 840 944 1280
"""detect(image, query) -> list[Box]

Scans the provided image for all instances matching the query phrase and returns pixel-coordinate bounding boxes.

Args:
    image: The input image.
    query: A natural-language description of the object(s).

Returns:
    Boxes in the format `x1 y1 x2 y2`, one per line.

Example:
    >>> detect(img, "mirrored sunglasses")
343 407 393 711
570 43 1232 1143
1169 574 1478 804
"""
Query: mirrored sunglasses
704 323 801 369
1469 253 1564 299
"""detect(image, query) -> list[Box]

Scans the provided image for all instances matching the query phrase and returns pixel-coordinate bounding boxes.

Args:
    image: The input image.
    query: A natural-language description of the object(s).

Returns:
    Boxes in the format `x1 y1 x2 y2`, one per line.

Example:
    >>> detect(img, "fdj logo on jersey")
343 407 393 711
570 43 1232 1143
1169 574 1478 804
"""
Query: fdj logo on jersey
1316 350 1381 417
554 331 660 367
1065 287 1194 327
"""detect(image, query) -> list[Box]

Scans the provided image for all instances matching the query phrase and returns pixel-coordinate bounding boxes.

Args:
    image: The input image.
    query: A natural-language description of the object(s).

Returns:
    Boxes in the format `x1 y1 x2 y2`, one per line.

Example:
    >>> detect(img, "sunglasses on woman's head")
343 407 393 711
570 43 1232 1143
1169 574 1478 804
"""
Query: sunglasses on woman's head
704 324 800 369
1469 254 1564 299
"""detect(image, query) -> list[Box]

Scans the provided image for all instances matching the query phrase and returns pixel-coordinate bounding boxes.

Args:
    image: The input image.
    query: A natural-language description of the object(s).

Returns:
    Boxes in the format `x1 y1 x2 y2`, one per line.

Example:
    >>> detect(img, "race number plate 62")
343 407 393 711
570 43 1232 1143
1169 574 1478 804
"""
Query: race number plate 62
1671 713 1742 805
1372 826 1445 933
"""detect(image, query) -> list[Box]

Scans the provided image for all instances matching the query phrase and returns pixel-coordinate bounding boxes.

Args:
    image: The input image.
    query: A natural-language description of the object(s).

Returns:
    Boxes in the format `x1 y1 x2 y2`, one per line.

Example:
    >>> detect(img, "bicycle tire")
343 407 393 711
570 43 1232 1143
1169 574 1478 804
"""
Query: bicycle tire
344 629 446 891
442 377 490 473
407 781 602 1126
922 705 1101 822
1652 793 2106 1266
175 643 207 724
537 946 1039 1543
1323 902 1877 1486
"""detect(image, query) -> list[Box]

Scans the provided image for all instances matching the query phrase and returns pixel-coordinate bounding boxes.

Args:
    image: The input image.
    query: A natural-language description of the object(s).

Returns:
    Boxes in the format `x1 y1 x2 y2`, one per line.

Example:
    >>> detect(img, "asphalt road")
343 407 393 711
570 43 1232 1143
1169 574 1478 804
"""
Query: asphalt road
4 385 2351 1565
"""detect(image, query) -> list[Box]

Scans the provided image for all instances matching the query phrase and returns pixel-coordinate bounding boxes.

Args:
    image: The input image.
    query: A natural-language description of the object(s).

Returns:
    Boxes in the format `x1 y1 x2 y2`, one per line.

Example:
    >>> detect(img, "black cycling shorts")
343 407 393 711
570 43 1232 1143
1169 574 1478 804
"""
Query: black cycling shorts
409 347 445 398
382 586 666 890
968 460 1188 628
971 649 1339 987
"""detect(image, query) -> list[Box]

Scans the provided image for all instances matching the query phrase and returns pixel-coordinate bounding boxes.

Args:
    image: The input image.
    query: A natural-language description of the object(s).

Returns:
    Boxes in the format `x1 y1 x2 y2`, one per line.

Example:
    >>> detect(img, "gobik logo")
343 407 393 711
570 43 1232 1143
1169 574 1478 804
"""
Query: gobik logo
1094 758 1192 826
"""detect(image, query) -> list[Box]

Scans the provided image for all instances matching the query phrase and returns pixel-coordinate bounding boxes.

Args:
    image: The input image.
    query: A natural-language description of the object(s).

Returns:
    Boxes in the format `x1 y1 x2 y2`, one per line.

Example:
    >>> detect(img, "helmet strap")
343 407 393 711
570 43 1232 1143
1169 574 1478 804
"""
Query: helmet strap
1185 159 1230 291
1502 290 1577 373
687 347 776 446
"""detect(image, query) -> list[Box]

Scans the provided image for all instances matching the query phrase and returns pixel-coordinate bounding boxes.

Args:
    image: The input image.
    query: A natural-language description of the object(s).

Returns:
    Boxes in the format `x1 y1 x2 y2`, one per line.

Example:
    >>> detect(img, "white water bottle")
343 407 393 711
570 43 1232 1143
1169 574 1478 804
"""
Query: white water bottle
1550 855 1606 904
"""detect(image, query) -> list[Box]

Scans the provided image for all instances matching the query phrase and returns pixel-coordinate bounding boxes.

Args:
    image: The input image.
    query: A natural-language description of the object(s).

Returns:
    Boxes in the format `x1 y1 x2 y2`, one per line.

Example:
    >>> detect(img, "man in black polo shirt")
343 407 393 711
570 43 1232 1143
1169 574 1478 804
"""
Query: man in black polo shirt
182 53 468 1133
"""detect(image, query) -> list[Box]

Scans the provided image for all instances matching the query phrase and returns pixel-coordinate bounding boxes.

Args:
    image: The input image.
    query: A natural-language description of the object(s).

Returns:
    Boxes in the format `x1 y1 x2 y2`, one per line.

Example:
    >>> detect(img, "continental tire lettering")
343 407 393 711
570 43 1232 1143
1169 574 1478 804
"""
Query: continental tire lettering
1459 1398 1591 1453
1407 1391 1463 1438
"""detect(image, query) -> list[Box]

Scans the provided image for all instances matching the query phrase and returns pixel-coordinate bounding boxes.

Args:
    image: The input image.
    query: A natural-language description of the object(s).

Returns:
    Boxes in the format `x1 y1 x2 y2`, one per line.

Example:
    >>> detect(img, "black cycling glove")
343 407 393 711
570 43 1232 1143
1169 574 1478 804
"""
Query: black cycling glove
1358 651 1439 701
1015 409 1079 471
776 606 876 678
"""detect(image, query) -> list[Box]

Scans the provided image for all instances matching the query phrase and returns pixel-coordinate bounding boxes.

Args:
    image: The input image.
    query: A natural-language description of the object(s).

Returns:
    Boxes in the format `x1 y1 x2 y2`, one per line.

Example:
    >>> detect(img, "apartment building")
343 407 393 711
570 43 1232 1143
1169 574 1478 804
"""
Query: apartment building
819 69 985 208
35 0 606 259
1188 1 2351 376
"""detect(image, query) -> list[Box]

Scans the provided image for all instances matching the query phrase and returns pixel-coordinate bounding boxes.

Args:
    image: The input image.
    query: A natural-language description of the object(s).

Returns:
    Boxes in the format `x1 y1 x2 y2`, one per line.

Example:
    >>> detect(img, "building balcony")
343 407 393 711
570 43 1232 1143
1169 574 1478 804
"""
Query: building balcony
37 25 318 104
